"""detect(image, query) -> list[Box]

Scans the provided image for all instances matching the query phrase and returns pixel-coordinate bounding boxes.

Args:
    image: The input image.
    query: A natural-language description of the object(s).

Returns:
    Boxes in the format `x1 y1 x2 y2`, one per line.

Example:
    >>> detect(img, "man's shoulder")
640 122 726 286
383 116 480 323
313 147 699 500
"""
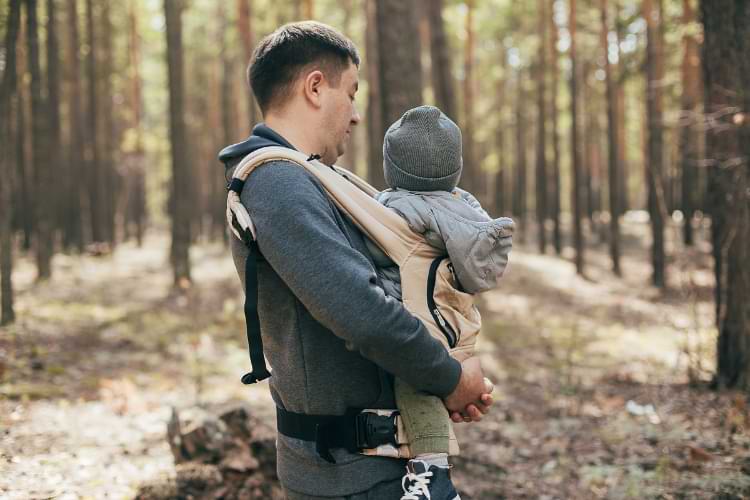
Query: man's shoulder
244 158 326 198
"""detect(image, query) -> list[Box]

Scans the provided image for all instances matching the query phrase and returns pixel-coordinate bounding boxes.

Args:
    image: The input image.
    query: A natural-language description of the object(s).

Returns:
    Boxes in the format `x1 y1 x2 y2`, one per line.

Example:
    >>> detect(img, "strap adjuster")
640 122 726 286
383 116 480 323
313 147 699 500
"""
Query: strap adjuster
354 411 399 449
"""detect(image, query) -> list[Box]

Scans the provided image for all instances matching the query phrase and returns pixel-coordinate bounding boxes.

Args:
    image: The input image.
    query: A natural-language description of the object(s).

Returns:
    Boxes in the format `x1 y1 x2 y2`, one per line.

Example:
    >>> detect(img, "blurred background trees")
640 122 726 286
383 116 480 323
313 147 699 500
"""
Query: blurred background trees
0 0 747 389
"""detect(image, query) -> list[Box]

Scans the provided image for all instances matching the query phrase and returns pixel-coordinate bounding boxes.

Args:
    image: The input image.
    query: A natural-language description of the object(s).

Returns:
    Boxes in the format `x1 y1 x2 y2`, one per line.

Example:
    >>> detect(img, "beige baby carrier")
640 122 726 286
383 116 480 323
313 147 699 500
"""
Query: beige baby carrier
227 146 481 459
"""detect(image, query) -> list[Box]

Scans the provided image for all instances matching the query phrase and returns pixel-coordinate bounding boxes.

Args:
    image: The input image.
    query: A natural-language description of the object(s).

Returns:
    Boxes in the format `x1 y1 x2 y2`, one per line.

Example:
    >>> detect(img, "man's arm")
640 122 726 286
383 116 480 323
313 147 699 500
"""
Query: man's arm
242 162 461 398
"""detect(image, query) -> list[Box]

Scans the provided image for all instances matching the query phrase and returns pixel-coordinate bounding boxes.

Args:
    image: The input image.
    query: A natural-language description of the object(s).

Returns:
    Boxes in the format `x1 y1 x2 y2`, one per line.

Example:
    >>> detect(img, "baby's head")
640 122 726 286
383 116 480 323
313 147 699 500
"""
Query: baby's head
382 105 462 192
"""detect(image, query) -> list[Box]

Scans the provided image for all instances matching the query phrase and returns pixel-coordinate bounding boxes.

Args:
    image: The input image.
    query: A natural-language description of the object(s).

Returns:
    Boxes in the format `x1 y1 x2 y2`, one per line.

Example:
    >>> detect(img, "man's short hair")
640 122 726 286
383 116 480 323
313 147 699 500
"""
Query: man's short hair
248 21 360 114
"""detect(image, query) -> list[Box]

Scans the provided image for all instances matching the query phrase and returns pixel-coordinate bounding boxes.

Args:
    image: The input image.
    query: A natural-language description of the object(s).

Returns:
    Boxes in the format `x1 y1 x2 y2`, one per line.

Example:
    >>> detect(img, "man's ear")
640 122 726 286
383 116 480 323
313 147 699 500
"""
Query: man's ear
302 70 326 108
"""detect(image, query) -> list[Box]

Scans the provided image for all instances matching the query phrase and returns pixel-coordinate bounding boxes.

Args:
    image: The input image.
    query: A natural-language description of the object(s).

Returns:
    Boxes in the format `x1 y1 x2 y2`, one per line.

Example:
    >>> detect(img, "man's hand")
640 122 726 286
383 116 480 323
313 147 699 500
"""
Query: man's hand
443 357 494 423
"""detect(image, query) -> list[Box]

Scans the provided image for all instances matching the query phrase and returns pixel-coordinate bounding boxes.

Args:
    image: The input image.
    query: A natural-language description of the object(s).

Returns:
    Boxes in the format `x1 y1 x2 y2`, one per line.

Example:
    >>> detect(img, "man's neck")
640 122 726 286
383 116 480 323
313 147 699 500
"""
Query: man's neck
265 114 322 159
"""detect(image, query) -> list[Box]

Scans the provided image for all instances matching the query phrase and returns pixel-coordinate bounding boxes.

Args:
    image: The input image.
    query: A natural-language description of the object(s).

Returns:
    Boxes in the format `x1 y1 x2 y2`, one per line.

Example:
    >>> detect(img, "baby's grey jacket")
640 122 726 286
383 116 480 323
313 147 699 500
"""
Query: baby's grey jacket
366 188 515 300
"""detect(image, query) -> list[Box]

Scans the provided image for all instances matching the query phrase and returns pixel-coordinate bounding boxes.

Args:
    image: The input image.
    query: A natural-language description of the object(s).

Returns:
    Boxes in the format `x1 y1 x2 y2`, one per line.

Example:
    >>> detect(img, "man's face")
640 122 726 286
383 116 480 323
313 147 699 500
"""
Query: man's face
320 62 361 165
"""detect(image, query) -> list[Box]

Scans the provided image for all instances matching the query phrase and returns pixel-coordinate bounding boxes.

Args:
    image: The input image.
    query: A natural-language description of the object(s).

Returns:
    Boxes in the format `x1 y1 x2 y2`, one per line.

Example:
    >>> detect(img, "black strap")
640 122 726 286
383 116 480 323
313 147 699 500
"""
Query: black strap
276 406 398 463
240 240 271 385
426 257 458 348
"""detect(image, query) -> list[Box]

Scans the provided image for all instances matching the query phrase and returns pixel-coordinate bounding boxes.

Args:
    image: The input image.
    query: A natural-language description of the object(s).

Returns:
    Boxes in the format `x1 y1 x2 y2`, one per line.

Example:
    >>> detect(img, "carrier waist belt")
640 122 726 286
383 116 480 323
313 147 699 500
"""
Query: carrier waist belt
276 406 398 464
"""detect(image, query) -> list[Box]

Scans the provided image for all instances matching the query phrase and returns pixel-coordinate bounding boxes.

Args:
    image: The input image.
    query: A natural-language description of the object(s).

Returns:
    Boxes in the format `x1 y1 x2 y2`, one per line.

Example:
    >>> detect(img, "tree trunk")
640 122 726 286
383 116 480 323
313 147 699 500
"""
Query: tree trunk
425 0 457 122
84 0 104 244
601 0 621 275
46 0 63 247
549 2 562 255
15 32 33 252
494 54 507 217
1 0 22 325
680 0 701 246
237 0 259 131
514 70 528 244
165 0 191 285
702 0 749 390
644 0 666 288
338 0 358 171
99 0 117 245
64 0 85 251
462 0 477 194
570 0 584 274
26 0 53 280
535 0 548 254
367 0 423 190
614 0 629 214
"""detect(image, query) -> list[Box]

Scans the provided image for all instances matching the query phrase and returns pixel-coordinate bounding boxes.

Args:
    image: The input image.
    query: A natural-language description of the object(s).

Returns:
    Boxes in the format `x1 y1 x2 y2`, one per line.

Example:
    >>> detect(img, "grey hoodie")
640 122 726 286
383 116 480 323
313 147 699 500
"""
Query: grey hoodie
366 187 514 301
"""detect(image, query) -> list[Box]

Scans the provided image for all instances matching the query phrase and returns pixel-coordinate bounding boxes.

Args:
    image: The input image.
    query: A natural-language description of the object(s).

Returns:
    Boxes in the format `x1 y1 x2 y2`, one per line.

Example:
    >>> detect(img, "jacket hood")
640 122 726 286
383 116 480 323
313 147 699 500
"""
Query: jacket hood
218 123 297 172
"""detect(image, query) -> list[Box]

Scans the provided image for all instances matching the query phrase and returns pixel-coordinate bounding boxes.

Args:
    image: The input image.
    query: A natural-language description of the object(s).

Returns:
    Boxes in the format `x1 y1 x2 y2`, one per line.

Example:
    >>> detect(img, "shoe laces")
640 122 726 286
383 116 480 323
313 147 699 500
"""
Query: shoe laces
401 468 434 500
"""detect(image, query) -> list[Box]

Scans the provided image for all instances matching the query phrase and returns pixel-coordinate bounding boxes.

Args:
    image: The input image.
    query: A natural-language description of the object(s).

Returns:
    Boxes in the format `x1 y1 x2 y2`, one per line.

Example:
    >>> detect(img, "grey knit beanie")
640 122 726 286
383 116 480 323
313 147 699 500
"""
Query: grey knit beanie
383 105 462 192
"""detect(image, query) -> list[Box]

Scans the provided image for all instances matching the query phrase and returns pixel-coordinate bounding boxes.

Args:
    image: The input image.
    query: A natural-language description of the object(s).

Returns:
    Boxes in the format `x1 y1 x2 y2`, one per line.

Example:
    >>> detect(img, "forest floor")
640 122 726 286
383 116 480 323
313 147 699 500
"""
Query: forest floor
1 219 750 499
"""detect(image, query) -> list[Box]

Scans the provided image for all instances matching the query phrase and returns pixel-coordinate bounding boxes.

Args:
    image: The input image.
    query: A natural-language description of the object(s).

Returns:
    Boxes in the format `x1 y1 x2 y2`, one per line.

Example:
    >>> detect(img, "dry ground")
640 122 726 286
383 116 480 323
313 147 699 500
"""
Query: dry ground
1 221 749 499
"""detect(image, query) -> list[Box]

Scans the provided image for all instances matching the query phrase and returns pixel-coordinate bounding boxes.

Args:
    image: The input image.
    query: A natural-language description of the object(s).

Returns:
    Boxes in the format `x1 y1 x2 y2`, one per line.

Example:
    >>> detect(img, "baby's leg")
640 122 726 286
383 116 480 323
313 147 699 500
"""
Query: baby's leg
394 377 451 456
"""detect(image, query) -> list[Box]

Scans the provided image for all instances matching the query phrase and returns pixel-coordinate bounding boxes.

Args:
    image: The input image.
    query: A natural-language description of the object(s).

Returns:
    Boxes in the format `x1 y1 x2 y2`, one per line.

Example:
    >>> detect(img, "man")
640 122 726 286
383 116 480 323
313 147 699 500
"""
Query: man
219 22 492 499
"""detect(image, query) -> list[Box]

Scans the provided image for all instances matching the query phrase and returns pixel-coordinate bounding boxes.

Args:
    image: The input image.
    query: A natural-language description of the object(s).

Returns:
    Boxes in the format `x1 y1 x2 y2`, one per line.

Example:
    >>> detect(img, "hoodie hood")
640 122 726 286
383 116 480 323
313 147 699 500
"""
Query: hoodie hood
218 123 297 178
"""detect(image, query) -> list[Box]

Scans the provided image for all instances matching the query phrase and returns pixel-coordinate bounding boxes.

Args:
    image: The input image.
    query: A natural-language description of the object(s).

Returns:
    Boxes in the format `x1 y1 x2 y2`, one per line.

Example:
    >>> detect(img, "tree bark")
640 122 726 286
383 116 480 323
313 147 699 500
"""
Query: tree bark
644 0 666 288
680 0 701 246
367 0 423 190
84 0 104 244
702 0 749 390
614 0 629 214
165 0 192 285
46 0 63 246
535 0 548 254
26 0 53 279
601 0 621 275
424 0 457 122
570 0 585 274
0 0 22 325
514 70 528 244
64 0 85 251
462 0 477 194
549 1 562 255
237 0 259 131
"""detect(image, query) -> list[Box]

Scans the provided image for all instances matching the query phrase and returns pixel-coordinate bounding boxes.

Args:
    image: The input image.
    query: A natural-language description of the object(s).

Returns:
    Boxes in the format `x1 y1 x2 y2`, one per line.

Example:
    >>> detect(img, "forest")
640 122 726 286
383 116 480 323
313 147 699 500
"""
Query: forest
0 0 748 498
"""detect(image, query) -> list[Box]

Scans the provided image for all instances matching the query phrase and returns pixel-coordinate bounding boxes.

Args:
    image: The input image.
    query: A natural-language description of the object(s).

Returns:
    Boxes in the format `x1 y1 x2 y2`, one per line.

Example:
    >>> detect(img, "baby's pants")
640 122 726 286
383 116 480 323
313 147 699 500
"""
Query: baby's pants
394 378 451 456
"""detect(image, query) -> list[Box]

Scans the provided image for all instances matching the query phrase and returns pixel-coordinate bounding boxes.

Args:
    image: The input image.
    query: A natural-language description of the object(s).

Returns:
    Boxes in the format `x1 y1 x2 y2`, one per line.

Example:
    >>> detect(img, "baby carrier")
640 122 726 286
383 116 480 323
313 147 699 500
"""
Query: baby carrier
226 146 481 459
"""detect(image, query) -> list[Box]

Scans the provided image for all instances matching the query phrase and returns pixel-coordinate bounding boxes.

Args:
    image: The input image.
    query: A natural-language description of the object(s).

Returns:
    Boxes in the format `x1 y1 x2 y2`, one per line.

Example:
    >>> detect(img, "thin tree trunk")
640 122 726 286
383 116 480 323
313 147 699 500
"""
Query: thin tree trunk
601 0 621 275
25 0 53 280
425 0 457 122
165 0 191 285
549 1 562 255
365 0 383 186
338 0 358 171
702 0 749 390
535 0 548 254
462 0 477 194
99 0 117 245
46 0 63 247
237 0 258 131
614 0 629 214
494 53 507 217
514 70 528 244
680 0 701 246
85 0 104 244
570 0 584 274
644 0 666 288
65 0 85 251
0 0 22 325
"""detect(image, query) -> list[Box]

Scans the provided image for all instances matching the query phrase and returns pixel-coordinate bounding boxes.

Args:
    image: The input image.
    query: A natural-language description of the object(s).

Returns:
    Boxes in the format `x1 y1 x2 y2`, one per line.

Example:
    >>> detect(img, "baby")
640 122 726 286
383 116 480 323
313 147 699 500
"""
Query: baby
366 105 514 500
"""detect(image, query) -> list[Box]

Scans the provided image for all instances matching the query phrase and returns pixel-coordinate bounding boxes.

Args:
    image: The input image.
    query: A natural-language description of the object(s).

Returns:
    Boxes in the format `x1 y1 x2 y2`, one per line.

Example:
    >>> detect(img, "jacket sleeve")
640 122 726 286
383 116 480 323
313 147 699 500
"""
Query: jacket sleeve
240 162 462 398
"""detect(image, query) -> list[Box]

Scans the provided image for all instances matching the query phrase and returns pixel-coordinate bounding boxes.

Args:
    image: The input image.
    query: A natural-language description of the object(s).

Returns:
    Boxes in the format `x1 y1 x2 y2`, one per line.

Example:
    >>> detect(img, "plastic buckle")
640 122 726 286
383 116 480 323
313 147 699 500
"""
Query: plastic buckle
355 411 398 449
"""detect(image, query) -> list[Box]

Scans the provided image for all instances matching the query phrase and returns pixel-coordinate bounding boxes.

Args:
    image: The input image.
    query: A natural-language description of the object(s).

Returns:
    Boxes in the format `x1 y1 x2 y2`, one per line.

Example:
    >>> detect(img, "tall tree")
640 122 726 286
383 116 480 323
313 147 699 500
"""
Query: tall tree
367 0 423 190
614 0 629 214
1 0 22 325
46 0 62 244
85 0 104 244
549 0 562 254
644 0 666 288
601 0 621 275
535 0 548 253
237 0 259 131
702 0 749 390
26 0 53 279
65 0 85 251
99 0 117 244
514 70 528 243
165 0 192 285
424 0 457 122
462 0 477 194
569 0 584 274
679 0 701 246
